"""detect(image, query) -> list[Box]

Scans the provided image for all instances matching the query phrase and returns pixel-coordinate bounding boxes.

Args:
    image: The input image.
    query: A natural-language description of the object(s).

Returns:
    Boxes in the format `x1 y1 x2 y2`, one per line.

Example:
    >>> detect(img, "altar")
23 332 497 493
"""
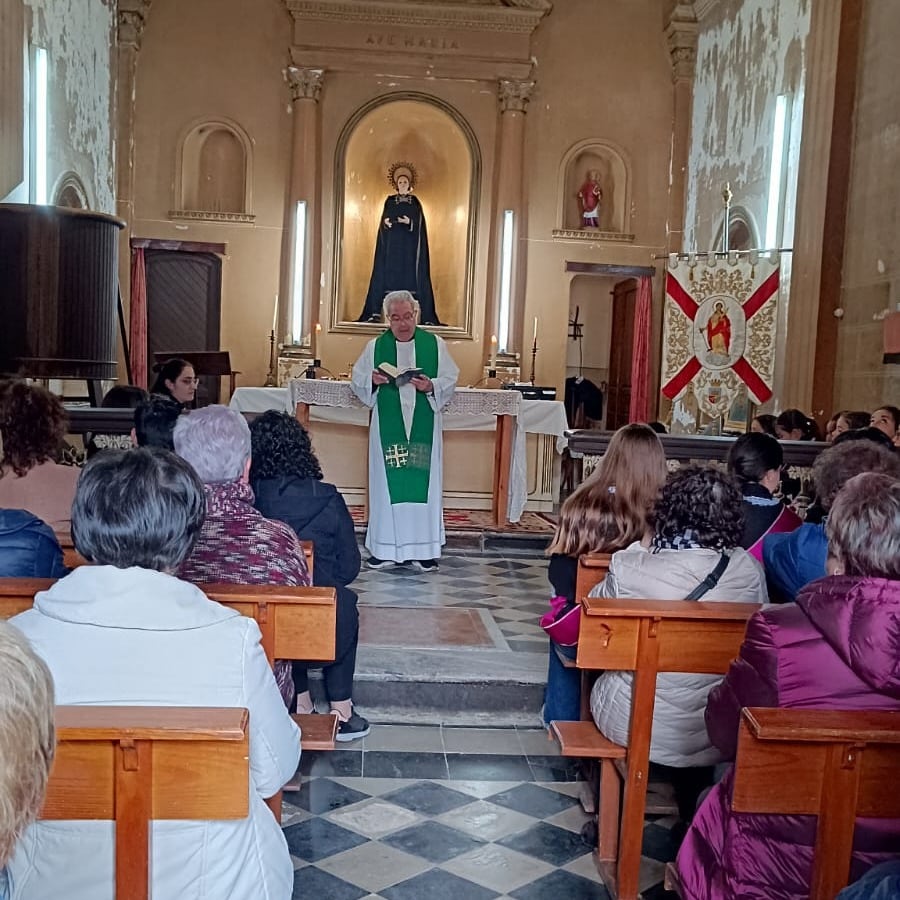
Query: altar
230 383 569 523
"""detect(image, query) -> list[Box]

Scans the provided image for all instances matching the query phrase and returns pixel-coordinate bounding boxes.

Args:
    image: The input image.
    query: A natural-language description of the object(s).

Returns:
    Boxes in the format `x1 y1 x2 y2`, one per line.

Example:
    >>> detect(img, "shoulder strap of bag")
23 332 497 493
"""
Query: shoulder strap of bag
684 552 731 601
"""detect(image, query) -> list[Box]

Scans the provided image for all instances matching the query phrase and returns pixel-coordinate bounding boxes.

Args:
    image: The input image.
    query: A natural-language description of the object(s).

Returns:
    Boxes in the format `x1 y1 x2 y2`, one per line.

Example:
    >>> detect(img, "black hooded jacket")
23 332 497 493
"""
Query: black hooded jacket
251 476 361 605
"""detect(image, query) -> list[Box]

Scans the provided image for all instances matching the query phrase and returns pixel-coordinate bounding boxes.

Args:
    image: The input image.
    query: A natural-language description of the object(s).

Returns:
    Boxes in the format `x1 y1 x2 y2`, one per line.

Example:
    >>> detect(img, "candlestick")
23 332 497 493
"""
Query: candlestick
264 328 278 387
490 334 497 369
272 294 279 334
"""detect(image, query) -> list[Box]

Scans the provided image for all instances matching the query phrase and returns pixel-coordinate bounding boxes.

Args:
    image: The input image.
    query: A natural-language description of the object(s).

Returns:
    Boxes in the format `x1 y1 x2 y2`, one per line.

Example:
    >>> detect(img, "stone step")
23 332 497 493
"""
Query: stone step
308 646 547 728
354 525 552 557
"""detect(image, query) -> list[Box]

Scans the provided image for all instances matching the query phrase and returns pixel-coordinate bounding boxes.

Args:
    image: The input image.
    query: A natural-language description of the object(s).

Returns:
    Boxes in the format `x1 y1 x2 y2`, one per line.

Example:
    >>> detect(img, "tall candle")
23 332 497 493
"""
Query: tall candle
490 334 497 369
272 294 279 333
532 316 538 349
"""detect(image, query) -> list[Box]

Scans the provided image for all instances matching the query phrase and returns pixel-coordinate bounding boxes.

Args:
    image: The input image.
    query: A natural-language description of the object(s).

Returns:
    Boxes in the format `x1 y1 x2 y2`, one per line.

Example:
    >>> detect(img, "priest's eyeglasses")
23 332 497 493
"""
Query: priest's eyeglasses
389 313 416 323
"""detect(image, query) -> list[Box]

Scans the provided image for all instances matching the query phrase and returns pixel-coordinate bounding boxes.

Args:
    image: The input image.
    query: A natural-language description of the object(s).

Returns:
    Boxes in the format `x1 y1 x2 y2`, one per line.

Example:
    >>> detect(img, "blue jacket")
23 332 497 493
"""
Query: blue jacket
762 521 828 603
0 509 68 578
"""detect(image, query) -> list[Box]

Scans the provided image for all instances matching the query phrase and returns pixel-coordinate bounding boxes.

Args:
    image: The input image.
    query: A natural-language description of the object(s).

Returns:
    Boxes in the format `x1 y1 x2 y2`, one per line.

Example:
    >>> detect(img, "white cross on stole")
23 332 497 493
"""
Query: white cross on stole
384 443 409 468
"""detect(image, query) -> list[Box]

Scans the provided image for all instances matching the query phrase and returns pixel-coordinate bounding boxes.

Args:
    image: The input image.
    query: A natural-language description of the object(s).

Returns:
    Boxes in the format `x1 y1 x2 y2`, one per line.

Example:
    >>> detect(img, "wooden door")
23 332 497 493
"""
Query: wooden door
145 250 222 404
605 278 636 430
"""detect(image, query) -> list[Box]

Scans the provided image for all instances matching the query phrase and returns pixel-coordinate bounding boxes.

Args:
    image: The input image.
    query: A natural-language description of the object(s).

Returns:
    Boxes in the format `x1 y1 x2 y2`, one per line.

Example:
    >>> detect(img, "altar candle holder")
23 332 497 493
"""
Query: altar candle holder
529 342 538 385
264 329 278 387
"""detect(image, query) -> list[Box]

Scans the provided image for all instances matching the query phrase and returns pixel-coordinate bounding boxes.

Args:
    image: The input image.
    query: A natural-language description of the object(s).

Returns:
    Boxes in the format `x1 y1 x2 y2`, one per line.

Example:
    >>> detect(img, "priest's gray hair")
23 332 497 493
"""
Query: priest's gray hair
174 404 251 483
0 621 55 867
383 291 420 320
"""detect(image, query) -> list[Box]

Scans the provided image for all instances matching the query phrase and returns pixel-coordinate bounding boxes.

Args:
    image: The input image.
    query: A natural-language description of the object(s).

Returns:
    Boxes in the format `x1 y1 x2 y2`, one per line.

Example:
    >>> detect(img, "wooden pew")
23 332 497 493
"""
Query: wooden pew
44 705 250 900
732 707 900 899
53 532 316 577
0 577 339 752
576 552 612 602
551 596 761 900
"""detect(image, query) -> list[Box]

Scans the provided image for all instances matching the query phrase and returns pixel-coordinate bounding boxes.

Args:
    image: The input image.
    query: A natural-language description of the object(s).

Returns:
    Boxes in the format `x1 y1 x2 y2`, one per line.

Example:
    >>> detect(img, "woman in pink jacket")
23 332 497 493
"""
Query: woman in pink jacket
674 471 900 900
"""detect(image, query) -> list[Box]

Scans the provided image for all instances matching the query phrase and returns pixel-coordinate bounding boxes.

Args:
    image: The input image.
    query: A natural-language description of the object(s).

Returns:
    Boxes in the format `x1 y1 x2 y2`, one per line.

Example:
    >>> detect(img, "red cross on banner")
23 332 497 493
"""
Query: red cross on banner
661 259 780 413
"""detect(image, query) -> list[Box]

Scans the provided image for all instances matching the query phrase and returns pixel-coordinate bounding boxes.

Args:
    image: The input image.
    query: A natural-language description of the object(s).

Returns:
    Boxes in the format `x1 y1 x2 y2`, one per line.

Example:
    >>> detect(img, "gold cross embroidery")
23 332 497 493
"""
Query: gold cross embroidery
384 443 409 468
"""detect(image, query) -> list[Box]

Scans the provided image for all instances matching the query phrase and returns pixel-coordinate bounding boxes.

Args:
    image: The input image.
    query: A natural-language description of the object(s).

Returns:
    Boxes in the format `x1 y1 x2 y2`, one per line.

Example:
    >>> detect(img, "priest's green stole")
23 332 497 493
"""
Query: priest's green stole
374 328 439 504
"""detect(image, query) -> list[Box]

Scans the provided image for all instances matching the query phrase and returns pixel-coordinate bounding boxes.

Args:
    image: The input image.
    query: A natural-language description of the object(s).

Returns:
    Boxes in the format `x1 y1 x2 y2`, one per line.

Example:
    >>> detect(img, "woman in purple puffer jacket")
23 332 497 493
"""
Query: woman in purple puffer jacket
674 471 900 900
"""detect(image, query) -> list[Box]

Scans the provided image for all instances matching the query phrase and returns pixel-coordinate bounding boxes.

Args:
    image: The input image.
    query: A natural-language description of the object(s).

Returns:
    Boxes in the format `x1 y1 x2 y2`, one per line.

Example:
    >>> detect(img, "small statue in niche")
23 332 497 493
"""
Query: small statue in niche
577 168 603 229
357 162 443 326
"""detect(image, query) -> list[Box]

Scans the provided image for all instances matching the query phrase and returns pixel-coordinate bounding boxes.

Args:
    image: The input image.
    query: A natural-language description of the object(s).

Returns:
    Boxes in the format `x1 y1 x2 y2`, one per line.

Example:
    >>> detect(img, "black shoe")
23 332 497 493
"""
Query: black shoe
366 556 394 570
335 712 370 742
410 558 439 573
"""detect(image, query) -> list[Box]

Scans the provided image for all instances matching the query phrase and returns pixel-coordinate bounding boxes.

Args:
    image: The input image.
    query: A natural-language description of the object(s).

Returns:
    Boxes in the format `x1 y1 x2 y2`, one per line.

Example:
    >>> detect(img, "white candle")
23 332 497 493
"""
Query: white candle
532 316 538 349
272 294 279 333
490 334 497 369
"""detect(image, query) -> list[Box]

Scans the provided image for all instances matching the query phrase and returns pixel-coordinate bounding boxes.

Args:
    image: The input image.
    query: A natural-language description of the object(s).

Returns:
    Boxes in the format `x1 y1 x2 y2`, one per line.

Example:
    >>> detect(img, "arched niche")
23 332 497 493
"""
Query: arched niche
712 205 760 252
558 139 631 234
53 172 90 209
332 94 479 333
174 118 253 220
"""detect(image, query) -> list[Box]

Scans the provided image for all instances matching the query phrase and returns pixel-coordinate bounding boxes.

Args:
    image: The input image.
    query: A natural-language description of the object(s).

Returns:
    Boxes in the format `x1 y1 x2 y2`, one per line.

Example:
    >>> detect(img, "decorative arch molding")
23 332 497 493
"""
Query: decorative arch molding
52 171 91 209
171 116 255 224
712 205 761 252
553 138 634 241
330 91 481 335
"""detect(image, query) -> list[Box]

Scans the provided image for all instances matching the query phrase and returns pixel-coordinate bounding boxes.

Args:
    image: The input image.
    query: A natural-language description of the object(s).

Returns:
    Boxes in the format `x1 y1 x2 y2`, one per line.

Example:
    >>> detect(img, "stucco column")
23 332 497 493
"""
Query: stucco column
114 0 151 340
781 0 847 412
665 4 697 254
280 66 324 348
485 79 533 360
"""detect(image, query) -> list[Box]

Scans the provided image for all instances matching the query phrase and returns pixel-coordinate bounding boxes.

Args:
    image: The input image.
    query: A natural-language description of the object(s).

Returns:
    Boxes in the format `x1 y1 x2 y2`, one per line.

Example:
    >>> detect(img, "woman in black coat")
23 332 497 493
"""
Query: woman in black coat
249 411 368 741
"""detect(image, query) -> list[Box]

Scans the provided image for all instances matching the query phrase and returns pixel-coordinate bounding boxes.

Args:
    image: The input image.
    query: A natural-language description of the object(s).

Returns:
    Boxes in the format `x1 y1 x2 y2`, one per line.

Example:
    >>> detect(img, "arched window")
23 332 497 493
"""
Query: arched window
53 172 90 209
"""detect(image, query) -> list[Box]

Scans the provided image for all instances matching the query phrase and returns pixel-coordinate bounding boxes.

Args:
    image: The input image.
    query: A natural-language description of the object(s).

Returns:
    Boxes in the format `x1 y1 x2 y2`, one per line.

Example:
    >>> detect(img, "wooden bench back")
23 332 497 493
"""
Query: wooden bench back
53 534 315 577
203 582 335 663
577 596 761 674
44 705 249 900
575 552 612 602
732 706 900 899
575 596 761 900
0 578 336 664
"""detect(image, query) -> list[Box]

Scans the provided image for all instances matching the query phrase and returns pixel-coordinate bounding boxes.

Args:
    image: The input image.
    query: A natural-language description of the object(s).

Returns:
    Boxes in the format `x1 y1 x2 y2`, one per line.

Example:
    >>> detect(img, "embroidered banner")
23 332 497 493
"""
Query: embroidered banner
661 255 779 420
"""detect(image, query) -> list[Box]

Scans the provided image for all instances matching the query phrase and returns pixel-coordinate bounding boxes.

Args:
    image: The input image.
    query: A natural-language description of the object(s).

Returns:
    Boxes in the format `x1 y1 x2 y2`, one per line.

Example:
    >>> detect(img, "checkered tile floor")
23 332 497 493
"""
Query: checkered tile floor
354 555 551 654
284 726 680 899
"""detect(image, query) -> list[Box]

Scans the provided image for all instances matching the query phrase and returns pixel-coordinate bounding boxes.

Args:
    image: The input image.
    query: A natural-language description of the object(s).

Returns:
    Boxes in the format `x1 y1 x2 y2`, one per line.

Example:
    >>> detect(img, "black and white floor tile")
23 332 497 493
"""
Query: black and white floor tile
284 726 680 900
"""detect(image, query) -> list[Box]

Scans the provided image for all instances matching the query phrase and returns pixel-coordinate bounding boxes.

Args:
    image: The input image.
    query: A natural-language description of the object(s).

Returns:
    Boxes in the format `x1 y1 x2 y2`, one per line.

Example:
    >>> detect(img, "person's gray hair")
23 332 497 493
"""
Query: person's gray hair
173 405 251 483
72 447 206 571
382 291 420 320
0 622 55 867
812 440 900 510
826 472 900 578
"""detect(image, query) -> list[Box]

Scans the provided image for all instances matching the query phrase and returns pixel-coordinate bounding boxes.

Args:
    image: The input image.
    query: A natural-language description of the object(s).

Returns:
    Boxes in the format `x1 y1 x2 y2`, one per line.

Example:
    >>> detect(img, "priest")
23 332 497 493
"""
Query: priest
351 290 459 572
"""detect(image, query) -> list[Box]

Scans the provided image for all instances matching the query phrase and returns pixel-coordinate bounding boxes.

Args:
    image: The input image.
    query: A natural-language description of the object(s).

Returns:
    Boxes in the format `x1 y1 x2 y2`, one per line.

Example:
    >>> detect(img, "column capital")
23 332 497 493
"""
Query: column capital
498 79 535 114
286 66 325 102
116 0 152 51
665 3 698 83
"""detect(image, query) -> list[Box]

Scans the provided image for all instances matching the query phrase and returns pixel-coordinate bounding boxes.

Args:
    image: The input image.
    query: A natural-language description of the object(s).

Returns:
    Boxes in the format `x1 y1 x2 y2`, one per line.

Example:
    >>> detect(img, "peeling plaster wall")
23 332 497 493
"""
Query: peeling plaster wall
834 0 900 410
14 0 115 211
684 0 809 250
683 0 810 411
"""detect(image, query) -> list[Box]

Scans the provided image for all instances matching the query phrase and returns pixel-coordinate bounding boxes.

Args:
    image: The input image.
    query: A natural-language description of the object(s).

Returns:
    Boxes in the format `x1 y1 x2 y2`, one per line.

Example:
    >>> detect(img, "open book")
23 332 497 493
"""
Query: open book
376 362 424 387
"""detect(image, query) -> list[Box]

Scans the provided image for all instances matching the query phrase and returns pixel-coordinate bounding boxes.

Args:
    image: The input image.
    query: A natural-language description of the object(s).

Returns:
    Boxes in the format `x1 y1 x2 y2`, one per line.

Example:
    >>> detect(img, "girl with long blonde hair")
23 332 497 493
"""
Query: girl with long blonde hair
543 424 667 724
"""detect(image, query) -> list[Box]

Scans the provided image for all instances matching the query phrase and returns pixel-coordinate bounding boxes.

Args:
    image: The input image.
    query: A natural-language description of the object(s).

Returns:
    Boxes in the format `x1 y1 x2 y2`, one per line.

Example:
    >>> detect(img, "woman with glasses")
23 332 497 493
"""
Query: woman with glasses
150 357 198 408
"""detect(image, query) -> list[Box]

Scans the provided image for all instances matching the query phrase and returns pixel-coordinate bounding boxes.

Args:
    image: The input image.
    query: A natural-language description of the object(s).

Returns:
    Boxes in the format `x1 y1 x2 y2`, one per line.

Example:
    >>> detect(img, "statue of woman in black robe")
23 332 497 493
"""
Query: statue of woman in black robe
357 163 443 325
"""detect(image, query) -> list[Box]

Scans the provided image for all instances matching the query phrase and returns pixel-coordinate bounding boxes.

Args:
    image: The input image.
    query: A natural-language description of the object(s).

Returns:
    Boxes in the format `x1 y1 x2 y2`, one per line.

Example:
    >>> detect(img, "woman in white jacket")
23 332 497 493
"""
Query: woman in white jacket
8 447 301 900
589 466 767 780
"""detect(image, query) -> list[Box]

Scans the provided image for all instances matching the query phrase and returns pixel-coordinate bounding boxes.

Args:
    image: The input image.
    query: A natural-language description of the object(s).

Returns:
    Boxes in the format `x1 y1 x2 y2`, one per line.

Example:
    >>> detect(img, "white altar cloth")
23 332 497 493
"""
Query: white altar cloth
229 384 568 522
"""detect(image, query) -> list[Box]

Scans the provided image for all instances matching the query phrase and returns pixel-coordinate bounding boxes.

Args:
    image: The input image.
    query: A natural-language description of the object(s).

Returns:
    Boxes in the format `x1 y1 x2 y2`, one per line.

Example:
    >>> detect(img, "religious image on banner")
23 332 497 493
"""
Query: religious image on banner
661 254 779 424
